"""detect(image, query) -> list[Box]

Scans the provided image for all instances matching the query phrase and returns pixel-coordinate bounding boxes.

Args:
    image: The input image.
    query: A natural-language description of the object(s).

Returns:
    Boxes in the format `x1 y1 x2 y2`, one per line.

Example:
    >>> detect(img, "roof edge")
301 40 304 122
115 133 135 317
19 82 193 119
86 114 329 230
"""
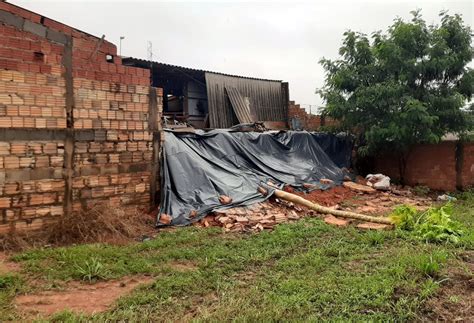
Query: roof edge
122 57 283 83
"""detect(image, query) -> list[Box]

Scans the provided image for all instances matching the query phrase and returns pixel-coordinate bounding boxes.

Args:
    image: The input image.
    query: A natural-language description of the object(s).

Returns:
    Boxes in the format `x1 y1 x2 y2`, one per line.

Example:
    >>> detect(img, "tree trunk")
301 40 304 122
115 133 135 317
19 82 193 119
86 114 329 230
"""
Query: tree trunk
273 189 393 225
398 149 411 185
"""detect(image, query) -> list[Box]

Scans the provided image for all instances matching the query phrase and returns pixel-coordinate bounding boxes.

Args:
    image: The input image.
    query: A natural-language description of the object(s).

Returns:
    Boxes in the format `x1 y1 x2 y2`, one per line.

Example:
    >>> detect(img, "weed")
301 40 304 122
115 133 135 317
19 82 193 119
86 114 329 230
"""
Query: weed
416 251 447 278
390 203 464 243
362 230 386 246
413 185 430 196
0 274 19 289
416 204 463 243
448 295 460 304
74 257 110 282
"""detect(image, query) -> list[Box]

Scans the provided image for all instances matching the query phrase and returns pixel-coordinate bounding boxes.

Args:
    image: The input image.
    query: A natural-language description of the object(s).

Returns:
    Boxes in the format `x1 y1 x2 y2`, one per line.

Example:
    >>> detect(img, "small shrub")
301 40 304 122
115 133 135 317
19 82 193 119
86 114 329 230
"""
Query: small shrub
413 185 430 196
454 187 474 201
389 205 419 231
416 204 463 243
0 274 18 289
390 203 464 243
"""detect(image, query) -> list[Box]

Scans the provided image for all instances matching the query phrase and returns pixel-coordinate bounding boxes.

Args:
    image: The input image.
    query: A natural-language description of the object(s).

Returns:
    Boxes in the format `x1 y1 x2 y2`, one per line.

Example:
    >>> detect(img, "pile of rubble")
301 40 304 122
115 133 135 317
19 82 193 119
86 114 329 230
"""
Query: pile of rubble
193 200 306 232
193 179 434 232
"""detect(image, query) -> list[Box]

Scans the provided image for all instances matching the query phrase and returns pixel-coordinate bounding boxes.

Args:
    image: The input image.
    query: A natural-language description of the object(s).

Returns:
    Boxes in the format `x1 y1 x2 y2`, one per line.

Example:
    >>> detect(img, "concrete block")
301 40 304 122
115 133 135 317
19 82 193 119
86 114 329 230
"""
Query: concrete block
23 19 47 37
75 130 94 141
79 166 100 176
46 28 68 45
5 169 30 182
0 10 24 29
100 165 119 175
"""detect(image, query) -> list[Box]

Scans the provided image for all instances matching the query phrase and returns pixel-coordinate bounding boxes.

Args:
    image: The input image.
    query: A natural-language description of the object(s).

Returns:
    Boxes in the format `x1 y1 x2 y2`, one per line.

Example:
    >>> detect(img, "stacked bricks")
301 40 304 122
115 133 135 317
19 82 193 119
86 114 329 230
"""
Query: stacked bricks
0 2 163 233
0 28 67 129
0 139 65 231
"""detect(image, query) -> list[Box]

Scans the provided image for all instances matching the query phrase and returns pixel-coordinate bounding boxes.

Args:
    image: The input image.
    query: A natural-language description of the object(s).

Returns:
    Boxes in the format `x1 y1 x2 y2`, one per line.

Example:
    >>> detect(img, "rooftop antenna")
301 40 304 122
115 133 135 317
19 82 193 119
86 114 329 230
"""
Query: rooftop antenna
147 41 153 61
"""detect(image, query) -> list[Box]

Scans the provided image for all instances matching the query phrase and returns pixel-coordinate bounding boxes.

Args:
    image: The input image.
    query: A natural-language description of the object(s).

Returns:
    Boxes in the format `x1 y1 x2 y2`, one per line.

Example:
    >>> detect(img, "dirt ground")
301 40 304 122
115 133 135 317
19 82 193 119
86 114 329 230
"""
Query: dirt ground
14 276 155 317
0 252 21 274
0 182 454 319
423 251 474 321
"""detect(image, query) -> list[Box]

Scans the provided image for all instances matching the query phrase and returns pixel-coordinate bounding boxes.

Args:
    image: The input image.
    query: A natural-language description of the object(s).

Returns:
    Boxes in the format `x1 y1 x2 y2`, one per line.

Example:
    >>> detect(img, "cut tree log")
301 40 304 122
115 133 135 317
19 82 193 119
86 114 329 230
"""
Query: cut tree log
272 188 393 225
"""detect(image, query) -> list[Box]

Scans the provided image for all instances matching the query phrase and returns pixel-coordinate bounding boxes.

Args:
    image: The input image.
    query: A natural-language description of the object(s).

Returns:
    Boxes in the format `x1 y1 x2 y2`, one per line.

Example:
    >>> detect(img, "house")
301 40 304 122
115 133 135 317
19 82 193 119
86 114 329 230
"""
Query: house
122 59 289 129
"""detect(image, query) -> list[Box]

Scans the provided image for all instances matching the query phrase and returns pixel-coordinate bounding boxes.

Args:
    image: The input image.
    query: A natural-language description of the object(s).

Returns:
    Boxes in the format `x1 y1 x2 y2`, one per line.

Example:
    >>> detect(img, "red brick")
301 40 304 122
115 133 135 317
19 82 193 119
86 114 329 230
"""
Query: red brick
324 215 349 227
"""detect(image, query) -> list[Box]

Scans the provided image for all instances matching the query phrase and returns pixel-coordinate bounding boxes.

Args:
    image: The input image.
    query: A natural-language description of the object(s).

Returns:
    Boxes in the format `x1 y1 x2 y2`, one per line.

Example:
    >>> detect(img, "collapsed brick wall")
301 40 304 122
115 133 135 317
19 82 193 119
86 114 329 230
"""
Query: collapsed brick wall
288 101 337 130
0 2 162 232
373 142 474 191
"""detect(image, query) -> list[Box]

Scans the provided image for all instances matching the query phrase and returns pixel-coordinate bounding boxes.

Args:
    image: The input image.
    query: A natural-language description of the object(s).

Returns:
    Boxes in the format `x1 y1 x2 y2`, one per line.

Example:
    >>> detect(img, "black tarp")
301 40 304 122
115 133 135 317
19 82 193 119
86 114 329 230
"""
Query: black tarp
158 130 353 226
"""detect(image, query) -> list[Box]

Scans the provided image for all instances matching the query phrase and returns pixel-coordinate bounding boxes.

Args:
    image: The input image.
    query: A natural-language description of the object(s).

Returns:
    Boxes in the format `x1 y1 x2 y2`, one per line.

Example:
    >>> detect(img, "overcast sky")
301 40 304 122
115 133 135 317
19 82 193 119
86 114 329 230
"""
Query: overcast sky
10 0 473 112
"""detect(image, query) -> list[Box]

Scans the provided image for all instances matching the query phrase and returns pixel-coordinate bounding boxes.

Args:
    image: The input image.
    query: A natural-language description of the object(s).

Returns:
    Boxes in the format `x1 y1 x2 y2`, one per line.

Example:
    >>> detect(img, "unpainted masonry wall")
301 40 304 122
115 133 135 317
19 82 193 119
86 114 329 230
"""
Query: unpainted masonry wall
374 142 474 191
0 2 162 233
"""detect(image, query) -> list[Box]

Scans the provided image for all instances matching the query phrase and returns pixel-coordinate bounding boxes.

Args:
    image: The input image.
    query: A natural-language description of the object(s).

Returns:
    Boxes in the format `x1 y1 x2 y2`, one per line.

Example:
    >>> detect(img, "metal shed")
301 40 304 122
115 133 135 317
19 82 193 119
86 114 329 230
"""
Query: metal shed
122 58 289 129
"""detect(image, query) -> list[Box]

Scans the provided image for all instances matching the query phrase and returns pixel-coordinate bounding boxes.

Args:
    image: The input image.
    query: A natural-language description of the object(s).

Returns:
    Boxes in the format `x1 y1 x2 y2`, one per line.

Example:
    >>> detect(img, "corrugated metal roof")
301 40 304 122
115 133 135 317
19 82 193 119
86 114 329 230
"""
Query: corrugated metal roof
121 57 283 83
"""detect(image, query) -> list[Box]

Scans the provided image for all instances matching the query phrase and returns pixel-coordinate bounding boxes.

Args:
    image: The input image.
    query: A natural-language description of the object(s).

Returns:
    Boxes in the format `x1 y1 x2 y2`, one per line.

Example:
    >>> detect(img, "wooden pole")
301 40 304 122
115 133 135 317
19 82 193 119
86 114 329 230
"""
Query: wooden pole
273 189 393 225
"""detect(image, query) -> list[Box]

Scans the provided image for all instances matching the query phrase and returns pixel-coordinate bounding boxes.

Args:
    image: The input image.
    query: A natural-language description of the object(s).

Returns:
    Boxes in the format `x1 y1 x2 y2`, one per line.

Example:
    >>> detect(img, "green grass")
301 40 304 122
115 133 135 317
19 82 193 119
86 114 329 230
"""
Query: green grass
1 194 473 321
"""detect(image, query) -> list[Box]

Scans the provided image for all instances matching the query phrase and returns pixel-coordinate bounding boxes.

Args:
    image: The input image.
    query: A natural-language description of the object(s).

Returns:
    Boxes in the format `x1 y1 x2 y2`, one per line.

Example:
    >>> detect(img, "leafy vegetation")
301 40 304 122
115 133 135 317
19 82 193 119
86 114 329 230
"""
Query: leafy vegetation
413 185 431 196
0 194 472 321
319 10 473 180
390 203 464 243
74 257 111 282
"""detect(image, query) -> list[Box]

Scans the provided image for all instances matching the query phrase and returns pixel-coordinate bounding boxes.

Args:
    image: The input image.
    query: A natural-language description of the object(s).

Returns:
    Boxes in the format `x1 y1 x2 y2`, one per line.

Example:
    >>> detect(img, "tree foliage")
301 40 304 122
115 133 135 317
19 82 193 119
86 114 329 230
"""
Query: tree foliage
319 11 473 158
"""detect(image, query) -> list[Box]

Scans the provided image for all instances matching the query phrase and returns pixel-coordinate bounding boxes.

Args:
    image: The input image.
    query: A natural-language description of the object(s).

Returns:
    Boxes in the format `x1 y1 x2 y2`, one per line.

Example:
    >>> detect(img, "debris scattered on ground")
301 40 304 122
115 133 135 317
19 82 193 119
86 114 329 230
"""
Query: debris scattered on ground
273 188 393 224
320 178 334 185
324 215 350 227
343 181 377 193
15 276 155 317
437 194 458 202
366 174 391 190
159 213 173 225
219 195 233 205
193 182 433 232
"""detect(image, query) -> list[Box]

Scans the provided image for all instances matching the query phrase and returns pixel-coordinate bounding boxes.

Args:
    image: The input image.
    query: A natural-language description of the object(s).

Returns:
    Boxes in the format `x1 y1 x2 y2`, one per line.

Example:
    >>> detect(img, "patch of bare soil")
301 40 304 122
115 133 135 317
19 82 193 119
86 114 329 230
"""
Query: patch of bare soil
15 276 155 317
423 252 474 321
168 260 198 272
0 252 21 274
294 185 359 206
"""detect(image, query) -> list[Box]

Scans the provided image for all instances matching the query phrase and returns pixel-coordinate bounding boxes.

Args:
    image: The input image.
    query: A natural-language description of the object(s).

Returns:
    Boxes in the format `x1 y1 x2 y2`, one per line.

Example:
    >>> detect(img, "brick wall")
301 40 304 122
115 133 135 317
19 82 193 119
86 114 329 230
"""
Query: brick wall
288 101 337 131
461 143 474 190
0 2 163 232
373 141 474 191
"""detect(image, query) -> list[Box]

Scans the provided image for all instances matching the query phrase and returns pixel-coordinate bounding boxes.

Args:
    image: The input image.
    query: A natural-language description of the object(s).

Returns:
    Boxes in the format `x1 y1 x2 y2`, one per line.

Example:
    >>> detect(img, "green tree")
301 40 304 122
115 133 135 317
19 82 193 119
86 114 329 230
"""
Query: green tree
319 10 473 181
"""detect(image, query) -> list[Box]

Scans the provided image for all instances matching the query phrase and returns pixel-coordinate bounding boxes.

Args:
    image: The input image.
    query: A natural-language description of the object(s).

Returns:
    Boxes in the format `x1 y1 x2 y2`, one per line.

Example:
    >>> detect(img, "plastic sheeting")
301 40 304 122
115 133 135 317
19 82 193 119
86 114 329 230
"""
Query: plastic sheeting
158 130 353 226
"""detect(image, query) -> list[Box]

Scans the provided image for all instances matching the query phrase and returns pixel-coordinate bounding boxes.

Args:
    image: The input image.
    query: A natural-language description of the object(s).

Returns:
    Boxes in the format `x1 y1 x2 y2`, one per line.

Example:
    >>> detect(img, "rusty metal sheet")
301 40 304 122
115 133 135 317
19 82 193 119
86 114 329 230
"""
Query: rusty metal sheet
225 86 254 124
205 72 286 128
